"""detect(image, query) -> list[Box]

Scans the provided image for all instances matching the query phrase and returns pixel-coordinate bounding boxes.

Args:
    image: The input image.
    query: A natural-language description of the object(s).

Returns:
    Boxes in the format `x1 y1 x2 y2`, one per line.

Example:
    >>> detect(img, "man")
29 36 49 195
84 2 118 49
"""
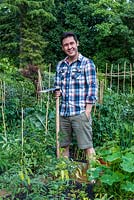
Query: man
54 32 98 161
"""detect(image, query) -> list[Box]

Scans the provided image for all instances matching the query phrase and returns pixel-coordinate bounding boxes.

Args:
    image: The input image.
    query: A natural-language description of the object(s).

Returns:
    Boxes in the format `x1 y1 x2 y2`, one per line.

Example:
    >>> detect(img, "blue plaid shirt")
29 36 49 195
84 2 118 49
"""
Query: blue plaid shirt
54 53 98 117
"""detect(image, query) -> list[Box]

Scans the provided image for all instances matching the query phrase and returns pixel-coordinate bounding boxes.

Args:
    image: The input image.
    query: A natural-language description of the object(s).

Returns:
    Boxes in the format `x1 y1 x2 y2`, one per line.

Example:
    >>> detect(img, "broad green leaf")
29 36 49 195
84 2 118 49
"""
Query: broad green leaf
100 171 122 186
121 181 134 193
120 162 134 173
106 152 121 162
87 166 103 180
120 152 134 173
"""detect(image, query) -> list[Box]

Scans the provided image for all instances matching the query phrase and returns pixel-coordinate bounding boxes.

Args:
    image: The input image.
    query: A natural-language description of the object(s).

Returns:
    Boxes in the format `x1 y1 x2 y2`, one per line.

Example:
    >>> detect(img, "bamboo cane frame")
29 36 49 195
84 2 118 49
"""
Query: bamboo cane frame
103 62 134 94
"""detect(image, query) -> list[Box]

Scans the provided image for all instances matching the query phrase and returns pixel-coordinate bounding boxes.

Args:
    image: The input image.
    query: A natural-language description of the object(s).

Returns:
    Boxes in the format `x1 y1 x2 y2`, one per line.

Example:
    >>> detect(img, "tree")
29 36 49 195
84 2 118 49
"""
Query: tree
45 0 134 71
0 0 56 68
0 0 134 71
88 0 134 70
45 0 99 69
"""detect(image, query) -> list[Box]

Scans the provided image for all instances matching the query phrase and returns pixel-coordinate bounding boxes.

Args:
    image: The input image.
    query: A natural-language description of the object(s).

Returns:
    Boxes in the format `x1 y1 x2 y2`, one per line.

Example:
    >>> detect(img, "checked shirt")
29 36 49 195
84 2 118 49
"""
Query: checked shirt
54 53 98 117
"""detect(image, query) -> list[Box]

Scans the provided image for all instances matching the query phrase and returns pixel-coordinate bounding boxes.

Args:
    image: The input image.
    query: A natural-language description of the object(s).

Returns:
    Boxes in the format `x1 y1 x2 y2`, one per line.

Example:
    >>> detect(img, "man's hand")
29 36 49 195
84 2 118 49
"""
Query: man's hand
55 90 61 98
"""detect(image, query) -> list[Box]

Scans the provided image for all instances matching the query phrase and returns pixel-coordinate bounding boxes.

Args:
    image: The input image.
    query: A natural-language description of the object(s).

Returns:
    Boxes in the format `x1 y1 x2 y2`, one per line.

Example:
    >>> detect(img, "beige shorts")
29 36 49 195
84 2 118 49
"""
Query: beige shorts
59 112 93 149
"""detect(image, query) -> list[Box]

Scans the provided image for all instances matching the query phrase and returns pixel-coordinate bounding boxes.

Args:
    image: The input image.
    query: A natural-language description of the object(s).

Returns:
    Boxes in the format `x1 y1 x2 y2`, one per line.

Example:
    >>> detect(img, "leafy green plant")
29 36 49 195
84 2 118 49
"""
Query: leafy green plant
0 67 134 199
93 90 134 149
87 142 134 200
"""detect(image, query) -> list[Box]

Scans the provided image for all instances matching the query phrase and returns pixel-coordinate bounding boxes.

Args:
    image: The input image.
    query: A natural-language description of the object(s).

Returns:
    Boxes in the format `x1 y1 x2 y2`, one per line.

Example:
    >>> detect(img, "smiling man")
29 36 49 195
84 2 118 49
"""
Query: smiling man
54 32 98 162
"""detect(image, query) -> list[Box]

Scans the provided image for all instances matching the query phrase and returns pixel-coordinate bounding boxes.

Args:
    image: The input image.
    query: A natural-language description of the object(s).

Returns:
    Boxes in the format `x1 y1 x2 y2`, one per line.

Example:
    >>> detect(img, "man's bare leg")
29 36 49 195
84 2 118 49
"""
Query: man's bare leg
85 147 96 161
61 145 70 158
85 147 96 183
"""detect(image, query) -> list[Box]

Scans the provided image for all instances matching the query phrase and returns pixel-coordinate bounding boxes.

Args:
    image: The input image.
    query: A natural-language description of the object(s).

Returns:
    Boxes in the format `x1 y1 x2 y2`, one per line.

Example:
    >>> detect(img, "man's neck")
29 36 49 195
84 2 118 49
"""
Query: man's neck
67 53 79 64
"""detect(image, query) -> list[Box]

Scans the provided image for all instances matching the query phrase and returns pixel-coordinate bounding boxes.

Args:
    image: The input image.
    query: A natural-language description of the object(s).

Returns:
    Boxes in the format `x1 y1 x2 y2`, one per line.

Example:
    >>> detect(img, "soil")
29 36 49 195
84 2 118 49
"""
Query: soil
62 181 95 200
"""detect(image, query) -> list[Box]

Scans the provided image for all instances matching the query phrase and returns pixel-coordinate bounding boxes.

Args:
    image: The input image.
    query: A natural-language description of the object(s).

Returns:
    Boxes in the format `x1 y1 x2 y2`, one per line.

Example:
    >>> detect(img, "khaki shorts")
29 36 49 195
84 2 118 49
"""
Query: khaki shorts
59 112 93 149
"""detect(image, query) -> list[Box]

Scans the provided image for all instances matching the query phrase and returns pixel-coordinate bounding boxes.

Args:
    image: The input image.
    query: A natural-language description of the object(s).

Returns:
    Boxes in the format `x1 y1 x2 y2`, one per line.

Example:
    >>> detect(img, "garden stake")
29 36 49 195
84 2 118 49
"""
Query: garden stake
39 86 60 158
56 96 60 158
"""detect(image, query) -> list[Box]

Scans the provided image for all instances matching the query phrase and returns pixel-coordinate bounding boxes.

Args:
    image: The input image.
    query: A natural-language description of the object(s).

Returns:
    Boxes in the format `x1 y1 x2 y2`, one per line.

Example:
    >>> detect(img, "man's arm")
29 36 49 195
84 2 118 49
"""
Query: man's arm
85 104 93 118
84 59 98 118
85 59 98 104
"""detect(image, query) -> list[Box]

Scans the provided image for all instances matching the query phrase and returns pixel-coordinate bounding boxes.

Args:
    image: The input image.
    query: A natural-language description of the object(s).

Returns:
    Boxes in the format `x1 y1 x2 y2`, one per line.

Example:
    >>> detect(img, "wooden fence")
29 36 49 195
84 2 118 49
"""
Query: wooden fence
97 63 134 104
37 62 134 105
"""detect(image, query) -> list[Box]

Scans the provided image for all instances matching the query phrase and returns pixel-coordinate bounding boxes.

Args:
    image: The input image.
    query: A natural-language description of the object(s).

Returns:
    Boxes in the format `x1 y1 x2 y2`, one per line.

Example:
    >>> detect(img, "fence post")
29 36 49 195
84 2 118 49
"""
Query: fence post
45 65 51 134
130 63 133 94
110 64 113 92
37 70 43 108
97 80 104 120
123 62 126 93
117 64 120 93
105 63 108 89
99 80 104 104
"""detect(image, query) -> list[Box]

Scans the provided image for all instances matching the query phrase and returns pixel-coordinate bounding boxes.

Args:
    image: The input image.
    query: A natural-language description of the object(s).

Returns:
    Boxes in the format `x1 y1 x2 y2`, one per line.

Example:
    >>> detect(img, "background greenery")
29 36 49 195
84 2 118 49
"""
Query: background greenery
0 0 134 71
0 64 133 199
0 0 134 199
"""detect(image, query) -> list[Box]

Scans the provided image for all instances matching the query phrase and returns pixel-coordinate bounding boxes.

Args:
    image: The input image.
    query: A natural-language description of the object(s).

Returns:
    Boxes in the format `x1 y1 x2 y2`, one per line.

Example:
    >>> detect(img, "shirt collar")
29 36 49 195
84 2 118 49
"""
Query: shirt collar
62 53 83 64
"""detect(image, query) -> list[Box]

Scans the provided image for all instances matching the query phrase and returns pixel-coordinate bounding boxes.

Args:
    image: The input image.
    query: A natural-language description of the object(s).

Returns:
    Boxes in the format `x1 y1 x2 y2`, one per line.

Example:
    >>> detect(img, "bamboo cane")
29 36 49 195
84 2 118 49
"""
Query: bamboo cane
105 63 108 89
130 63 132 94
45 65 51 134
99 80 104 104
117 64 120 93
110 64 113 91
1 81 7 142
123 62 126 93
56 96 60 158
21 107 24 160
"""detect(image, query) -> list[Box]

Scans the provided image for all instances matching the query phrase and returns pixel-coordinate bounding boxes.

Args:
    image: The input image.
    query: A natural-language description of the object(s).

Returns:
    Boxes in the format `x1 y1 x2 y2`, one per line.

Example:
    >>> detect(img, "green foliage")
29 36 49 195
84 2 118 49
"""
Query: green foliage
0 58 17 74
93 90 134 149
0 0 134 70
0 66 134 199
0 0 56 67
45 0 134 70
91 0 134 69
87 142 134 199
0 67 36 136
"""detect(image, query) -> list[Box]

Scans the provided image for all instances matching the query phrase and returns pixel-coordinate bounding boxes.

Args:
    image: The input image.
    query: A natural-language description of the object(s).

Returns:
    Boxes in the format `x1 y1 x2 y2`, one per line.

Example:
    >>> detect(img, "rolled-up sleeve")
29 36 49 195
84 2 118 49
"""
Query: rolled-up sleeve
85 60 98 104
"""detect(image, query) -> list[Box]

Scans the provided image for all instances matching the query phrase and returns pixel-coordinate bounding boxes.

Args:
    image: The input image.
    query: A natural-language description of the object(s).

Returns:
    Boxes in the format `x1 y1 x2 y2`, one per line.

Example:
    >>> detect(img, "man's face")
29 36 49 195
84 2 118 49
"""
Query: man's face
62 36 79 58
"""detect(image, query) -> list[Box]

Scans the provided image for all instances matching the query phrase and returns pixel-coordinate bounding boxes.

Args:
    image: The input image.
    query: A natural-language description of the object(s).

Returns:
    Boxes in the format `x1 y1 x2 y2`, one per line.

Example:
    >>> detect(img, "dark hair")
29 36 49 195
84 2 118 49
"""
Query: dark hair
60 32 78 45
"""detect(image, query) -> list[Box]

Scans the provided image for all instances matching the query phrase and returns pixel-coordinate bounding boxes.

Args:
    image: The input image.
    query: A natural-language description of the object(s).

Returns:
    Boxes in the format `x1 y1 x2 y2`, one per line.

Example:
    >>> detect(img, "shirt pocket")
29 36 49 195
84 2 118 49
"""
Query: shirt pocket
71 69 81 79
59 69 67 80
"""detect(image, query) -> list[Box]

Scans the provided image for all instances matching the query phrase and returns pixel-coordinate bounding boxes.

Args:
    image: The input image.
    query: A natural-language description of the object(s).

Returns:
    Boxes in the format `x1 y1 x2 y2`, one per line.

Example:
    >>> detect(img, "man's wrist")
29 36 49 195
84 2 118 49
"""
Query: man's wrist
86 104 92 113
